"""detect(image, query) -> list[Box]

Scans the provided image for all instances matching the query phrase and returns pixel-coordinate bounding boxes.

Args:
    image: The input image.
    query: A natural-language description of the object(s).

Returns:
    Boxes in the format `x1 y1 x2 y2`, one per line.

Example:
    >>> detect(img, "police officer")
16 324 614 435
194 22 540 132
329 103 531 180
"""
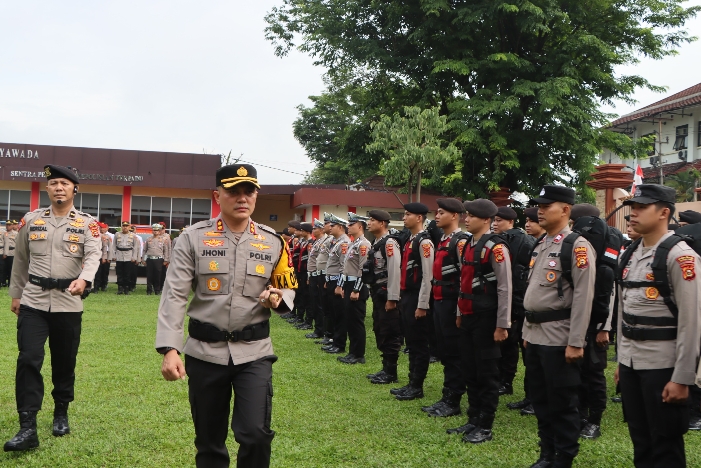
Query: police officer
293 223 313 329
678 209 701 226
0 221 7 287
92 222 112 293
156 163 297 468
365 210 402 383
336 213 372 364
391 203 434 401
286 221 302 325
143 224 171 295
157 224 171 292
523 185 596 468
3 220 18 285
423 198 470 417
111 221 140 295
315 214 335 343
129 224 142 292
305 219 326 339
4 165 100 452
448 199 512 443
525 207 545 239
322 214 350 355
616 184 701 467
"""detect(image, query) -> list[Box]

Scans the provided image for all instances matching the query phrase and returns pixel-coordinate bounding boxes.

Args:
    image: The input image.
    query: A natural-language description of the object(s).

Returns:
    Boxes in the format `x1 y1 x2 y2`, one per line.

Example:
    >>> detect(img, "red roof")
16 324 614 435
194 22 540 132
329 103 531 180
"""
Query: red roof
642 160 701 181
610 82 701 128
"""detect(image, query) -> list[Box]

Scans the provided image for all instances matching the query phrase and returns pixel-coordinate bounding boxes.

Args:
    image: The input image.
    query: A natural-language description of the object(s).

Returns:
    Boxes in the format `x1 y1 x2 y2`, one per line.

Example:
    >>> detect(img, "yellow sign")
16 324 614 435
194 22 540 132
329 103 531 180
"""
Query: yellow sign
250 243 271 251
256 264 265 275
207 277 222 291
237 166 248 177
209 261 219 272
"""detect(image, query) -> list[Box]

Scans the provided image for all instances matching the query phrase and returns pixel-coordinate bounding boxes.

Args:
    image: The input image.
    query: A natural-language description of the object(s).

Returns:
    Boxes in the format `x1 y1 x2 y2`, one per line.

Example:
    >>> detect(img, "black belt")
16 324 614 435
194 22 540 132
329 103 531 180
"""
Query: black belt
525 308 571 324
188 319 270 343
116 246 132 251
621 322 677 341
28 274 77 291
622 312 677 327
9 246 15 250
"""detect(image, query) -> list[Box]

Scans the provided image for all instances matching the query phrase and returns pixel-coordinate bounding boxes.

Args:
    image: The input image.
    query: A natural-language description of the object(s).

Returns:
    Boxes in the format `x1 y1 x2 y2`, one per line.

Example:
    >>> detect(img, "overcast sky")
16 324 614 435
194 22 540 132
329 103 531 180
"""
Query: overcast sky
0 1 700 184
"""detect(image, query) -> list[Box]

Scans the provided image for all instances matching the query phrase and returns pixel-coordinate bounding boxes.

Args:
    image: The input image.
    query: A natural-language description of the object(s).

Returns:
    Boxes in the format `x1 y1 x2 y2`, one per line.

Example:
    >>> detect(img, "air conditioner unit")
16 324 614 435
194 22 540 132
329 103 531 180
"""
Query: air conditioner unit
679 150 688 161
650 156 660 167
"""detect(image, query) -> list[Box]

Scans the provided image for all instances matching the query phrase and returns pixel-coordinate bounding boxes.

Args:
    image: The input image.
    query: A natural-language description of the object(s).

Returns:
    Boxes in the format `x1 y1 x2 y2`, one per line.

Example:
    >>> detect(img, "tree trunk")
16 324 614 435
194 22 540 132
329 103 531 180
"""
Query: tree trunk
407 171 413 203
416 170 422 203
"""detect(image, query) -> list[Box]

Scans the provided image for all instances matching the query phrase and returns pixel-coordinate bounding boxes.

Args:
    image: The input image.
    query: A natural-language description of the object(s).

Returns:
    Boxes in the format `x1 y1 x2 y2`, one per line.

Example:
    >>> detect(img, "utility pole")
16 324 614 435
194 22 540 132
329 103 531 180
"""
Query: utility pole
658 119 664 186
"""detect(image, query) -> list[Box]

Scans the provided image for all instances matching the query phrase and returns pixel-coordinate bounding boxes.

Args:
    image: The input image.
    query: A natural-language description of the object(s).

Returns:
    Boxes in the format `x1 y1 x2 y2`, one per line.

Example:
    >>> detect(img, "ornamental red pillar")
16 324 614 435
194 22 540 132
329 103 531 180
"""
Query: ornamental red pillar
489 187 512 207
585 164 633 226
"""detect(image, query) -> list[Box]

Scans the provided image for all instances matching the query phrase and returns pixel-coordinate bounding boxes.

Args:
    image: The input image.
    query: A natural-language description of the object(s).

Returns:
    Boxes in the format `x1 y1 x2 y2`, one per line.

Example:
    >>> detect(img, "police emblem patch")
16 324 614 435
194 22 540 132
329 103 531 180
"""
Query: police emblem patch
574 246 588 269
493 245 505 263
88 222 99 238
386 243 393 257
69 244 79 253
645 287 659 300
341 244 348 255
360 245 368 256
209 261 219 271
529 258 535 268
256 264 265 274
207 277 222 291
546 271 557 282
18 218 26 230
458 239 467 258
422 243 431 258
237 166 248 177
676 255 696 281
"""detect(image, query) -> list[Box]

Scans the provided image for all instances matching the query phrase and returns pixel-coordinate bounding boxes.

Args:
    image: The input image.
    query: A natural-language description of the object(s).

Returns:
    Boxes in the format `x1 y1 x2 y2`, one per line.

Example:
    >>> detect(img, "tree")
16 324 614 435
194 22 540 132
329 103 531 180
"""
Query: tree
266 0 699 198
666 169 701 202
367 106 460 202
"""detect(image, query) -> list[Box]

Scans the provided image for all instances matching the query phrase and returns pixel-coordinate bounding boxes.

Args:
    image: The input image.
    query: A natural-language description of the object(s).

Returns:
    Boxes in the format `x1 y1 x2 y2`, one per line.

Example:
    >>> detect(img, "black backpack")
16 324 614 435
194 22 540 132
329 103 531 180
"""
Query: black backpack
501 229 536 313
361 228 412 285
617 223 701 320
560 216 622 329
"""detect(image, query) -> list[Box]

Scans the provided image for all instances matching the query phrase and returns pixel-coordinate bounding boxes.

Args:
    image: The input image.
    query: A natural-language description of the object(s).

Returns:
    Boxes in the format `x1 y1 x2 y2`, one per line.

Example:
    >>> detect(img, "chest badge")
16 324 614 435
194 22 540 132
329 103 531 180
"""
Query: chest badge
553 234 563 244
203 239 225 247
250 243 270 251
29 233 38 240
68 234 80 242
546 271 557 282
68 244 79 253
39 233 47 239
622 268 629 279
548 260 557 268
33 219 46 226
256 264 265 274
207 277 222 291
645 287 659 300
645 272 655 281
209 261 219 272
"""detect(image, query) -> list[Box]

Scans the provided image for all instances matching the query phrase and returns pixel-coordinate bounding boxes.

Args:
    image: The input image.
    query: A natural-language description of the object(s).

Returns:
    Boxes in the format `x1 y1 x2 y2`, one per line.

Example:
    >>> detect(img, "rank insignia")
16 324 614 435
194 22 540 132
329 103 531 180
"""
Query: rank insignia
386 243 393 257
249 222 256 235
209 261 219 272
256 264 265 274
207 277 222 291
33 219 46 225
548 260 557 268
645 287 659 300
645 272 655 281
254 234 266 241
676 256 696 281
250 243 271 251
554 234 563 244
75 218 84 223
422 243 431 258
546 271 557 282
204 231 223 237
203 239 225 247
237 166 248 176
574 246 588 269
360 245 368 257
39 233 47 239
68 244 79 253
493 245 505 263
217 219 224 231
68 234 80 242
341 244 348 255
29 233 38 240
622 268 629 279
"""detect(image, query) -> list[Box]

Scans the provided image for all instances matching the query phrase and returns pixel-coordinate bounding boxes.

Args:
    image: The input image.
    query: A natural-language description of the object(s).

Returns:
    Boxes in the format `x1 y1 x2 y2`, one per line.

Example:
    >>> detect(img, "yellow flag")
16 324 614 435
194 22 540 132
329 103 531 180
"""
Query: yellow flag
271 243 298 289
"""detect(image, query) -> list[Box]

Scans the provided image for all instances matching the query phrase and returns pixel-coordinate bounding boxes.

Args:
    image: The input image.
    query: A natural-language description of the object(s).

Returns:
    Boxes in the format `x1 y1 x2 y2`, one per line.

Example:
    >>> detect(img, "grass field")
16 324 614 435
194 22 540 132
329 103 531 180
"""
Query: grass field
0 287 699 467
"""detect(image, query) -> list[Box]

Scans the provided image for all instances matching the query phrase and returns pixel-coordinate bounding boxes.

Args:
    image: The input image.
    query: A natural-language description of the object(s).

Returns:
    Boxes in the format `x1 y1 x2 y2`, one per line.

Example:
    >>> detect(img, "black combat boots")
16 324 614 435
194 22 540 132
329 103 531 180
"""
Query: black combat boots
53 402 70 436
3 411 39 452
425 388 462 417
371 363 398 384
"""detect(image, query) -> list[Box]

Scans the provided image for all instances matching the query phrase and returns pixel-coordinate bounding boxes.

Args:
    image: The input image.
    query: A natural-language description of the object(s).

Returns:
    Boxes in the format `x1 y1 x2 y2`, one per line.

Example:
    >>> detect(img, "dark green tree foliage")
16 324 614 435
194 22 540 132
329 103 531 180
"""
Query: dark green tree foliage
268 1 698 197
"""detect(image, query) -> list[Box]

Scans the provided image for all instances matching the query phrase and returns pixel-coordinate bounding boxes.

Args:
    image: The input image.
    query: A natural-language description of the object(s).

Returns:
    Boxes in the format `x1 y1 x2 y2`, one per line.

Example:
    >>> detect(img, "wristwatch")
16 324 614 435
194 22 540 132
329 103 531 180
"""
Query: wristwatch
157 347 179 355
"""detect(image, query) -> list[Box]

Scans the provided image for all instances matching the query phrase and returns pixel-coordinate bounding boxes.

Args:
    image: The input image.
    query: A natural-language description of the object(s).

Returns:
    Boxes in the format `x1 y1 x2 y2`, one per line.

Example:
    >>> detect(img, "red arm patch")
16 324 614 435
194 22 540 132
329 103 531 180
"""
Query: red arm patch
676 255 696 281
341 243 348 255
457 239 467 258
574 246 588 269
18 218 26 230
88 222 100 238
493 244 505 263
422 243 431 258
360 245 368 257
386 242 394 257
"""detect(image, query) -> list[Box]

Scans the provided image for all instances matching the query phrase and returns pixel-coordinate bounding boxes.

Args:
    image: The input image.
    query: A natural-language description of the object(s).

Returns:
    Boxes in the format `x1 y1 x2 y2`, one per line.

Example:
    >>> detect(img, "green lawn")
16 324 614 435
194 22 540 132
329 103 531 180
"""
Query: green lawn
0 288 698 467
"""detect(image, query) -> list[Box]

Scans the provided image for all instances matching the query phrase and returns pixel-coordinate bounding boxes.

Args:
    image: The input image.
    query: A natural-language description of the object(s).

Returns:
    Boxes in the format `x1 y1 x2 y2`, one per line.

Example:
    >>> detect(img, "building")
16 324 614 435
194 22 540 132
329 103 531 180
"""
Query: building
602 81 701 182
0 143 444 233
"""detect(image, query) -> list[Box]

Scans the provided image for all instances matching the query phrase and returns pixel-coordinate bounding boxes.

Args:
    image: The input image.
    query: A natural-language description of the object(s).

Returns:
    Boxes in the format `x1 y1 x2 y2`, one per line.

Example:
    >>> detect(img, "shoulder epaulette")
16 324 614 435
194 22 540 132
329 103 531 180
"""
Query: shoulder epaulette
191 219 214 230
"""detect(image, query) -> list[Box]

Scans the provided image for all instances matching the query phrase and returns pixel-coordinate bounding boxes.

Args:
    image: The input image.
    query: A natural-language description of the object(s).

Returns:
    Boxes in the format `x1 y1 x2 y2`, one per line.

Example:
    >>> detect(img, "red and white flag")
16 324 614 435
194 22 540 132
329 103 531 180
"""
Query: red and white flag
631 164 643 195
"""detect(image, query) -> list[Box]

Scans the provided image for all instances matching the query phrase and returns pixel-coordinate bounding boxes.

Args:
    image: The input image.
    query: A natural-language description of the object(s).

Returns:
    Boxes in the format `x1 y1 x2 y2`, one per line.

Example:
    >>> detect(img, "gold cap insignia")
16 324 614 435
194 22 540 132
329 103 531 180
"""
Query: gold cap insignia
237 166 248 177
44 167 51 177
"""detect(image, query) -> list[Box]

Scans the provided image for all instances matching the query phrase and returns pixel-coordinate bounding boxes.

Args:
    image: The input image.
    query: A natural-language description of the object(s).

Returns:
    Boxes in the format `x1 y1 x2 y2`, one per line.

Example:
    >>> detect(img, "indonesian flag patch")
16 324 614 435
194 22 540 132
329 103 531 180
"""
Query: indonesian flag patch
604 247 619 261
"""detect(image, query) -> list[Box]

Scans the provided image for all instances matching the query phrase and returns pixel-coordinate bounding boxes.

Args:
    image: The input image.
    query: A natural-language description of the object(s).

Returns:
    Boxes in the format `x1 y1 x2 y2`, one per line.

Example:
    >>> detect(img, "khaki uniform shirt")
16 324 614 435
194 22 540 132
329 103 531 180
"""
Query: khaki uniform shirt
9 207 101 312
326 234 350 279
403 232 435 310
340 235 372 287
111 231 140 262
155 218 297 366
372 233 401 301
143 234 171 263
315 235 333 272
618 232 701 385
4 230 17 257
307 234 326 273
100 234 111 261
523 226 596 348
0 230 5 255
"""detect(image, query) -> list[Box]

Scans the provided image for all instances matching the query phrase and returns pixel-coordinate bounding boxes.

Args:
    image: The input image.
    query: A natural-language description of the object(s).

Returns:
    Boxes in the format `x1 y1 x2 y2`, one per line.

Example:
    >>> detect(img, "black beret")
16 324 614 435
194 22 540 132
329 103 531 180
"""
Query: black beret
496 207 518 220
288 220 302 229
530 185 576 205
669 223 681 231
623 184 675 206
437 198 465 214
524 207 539 222
570 203 601 221
44 165 79 185
300 223 313 233
281 228 290 236
368 210 391 222
463 199 498 219
404 203 429 215
679 210 701 225
216 164 259 189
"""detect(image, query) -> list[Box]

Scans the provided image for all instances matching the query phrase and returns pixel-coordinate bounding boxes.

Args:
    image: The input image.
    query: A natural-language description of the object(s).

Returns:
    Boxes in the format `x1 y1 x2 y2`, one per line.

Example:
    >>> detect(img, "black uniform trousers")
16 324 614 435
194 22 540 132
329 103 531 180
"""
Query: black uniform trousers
690 385 701 418
295 271 308 322
0 256 5 285
371 287 402 365
308 275 321 335
15 305 82 412
399 289 430 386
115 261 131 288
319 278 332 337
186 355 275 468
525 344 581 459
577 332 608 426
129 261 137 290
619 364 688 468
433 298 464 394
329 279 346 350
344 281 369 358
160 264 168 290
95 261 110 290
146 257 164 293
499 312 528 393
3 255 14 285
460 312 501 428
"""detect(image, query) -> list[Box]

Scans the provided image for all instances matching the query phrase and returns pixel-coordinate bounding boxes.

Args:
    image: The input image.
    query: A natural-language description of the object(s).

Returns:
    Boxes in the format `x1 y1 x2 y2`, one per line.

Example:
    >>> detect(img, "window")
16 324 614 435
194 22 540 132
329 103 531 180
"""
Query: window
643 132 657 156
673 125 688 151
8 191 30 222
99 194 122 226
191 199 211 225
171 198 192 230
0 190 8 220
132 196 151 225
79 193 99 218
151 197 171 227
39 192 50 208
